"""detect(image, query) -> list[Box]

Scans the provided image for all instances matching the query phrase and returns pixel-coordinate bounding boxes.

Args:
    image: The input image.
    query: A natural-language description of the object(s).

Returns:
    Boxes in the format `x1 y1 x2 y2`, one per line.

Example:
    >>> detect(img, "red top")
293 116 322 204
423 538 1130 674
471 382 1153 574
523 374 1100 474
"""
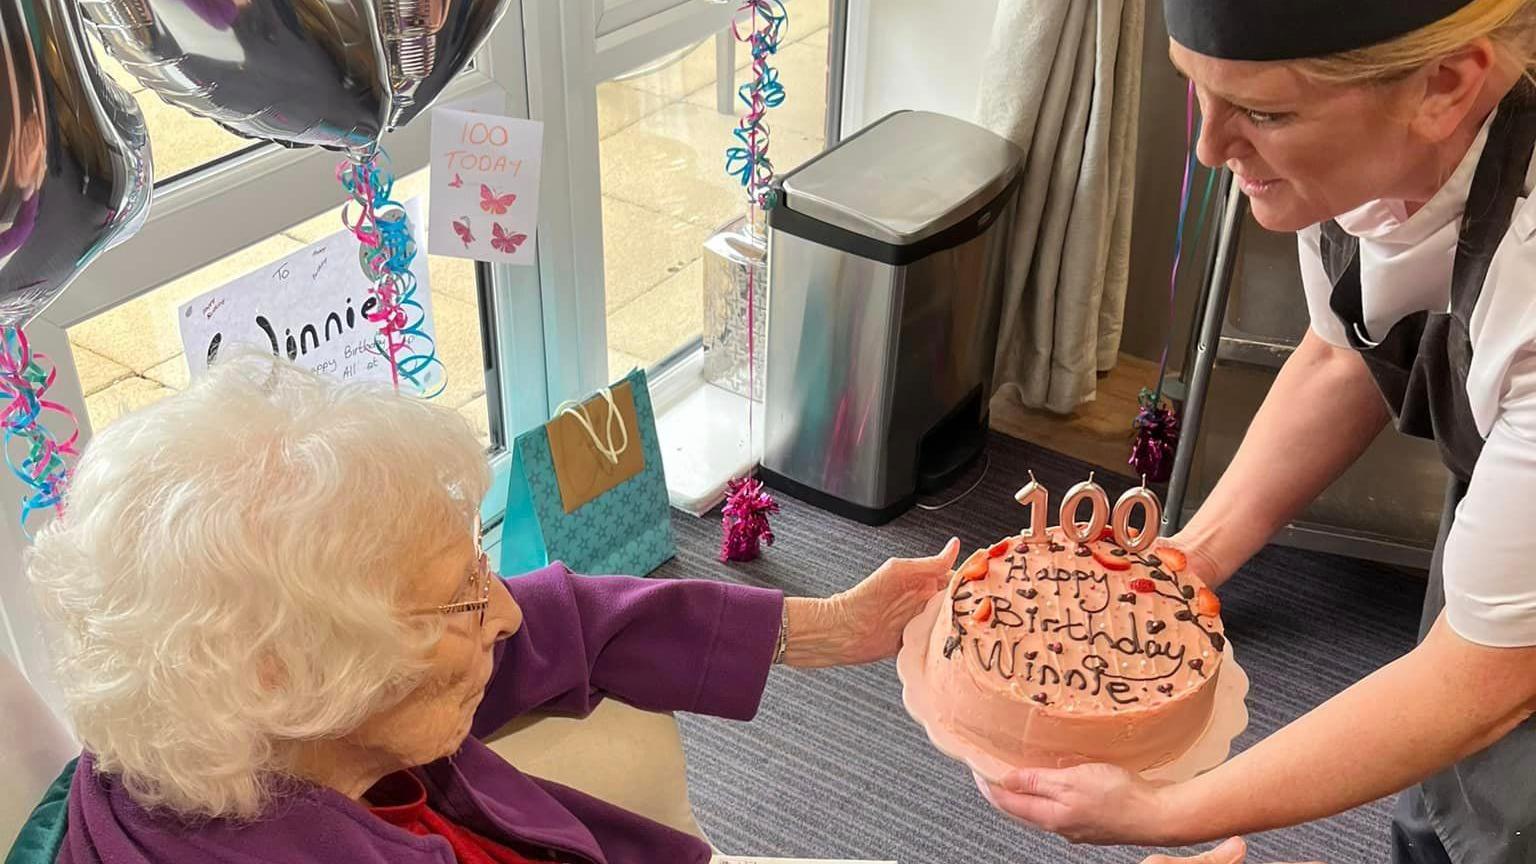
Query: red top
366 771 540 864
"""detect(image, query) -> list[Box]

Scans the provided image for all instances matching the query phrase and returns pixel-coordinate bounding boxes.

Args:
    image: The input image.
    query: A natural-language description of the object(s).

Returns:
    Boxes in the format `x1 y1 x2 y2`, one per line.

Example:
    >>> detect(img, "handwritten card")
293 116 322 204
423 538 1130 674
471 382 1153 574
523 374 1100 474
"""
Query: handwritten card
177 197 441 395
430 107 543 265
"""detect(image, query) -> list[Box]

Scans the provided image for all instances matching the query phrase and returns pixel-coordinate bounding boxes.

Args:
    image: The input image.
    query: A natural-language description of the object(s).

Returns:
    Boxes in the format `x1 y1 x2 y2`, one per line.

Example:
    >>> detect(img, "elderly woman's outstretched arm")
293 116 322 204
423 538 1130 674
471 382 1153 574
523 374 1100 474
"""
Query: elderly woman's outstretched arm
471 565 782 734
472 539 961 736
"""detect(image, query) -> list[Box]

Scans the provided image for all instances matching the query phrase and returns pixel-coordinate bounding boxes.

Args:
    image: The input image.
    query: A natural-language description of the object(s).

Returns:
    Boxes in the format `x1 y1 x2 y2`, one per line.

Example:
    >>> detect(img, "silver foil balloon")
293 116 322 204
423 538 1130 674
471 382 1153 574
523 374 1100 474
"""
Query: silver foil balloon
0 0 152 327
79 0 510 153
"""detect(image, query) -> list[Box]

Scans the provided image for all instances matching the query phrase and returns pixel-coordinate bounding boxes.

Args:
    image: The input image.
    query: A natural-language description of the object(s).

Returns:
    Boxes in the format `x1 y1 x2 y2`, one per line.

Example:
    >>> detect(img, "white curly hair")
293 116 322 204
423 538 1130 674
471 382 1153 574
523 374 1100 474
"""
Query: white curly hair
28 351 490 820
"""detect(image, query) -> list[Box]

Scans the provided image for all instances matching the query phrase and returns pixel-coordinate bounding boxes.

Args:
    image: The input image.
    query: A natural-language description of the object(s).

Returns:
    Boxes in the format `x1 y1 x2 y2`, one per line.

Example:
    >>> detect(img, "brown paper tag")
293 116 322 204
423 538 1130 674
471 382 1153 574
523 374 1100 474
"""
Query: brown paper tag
546 381 646 514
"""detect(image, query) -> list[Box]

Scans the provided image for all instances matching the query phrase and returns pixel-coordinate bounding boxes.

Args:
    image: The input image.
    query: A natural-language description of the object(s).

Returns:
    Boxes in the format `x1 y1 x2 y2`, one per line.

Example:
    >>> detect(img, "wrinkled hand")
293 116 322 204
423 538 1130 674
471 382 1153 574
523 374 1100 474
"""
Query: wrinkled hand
974 762 1173 845
1140 836 1324 864
783 538 959 667
835 536 961 663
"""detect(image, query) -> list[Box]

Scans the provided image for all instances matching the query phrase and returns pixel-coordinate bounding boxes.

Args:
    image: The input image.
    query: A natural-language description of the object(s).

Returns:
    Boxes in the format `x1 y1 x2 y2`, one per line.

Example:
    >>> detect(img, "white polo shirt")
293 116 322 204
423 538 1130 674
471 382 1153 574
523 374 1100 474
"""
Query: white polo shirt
1297 109 1536 647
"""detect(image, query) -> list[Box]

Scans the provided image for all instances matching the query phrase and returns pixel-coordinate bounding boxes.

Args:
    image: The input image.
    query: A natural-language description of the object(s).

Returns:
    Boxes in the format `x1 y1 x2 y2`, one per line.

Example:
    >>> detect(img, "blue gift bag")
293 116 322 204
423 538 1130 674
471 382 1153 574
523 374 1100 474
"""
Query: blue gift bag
499 368 676 577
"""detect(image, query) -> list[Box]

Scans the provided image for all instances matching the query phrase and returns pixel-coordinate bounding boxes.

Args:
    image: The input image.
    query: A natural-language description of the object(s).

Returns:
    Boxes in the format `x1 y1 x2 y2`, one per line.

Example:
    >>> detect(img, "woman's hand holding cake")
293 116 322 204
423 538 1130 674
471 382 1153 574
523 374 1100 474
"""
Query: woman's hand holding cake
1139 836 1324 864
1147 537 1232 593
978 760 1171 844
782 538 961 667
979 613 1536 849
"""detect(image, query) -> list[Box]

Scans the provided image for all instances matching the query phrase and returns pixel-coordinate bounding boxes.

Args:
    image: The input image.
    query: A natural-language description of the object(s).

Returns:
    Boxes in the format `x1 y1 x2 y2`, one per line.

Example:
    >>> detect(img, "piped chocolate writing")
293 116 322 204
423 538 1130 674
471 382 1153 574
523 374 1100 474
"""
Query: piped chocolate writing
942 528 1227 712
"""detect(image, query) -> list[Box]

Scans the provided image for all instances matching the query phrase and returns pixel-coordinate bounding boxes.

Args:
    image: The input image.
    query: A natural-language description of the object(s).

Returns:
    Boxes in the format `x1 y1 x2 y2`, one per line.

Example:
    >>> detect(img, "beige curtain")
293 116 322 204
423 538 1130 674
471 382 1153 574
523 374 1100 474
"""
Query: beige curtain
976 0 1145 413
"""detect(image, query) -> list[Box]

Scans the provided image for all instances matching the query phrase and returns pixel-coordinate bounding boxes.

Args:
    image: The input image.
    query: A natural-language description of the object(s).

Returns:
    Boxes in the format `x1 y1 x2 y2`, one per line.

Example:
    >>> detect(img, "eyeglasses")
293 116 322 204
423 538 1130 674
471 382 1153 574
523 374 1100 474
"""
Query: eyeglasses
414 549 491 629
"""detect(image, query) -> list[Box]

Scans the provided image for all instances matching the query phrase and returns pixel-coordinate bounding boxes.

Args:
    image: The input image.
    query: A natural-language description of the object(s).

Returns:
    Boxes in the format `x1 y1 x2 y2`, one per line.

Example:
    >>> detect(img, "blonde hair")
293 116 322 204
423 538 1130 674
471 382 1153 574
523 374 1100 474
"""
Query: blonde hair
1295 0 1536 82
28 351 490 820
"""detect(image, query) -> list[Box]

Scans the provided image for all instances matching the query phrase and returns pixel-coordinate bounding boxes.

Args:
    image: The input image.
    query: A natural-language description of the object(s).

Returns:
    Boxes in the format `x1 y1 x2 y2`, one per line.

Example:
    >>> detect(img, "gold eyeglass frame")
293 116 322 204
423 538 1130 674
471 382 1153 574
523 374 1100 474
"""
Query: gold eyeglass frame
412 530 492 629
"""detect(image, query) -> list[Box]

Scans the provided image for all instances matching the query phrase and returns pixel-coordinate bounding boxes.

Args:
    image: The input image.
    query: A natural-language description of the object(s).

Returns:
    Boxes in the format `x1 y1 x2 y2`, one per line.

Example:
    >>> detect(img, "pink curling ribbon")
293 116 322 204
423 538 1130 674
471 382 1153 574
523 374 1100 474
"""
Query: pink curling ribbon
337 152 445 398
0 326 79 531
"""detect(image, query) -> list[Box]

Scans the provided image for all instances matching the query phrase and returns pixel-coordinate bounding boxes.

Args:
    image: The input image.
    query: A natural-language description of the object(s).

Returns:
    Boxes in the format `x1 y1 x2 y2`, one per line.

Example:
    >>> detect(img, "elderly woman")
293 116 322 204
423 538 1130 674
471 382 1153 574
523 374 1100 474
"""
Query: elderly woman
28 354 959 864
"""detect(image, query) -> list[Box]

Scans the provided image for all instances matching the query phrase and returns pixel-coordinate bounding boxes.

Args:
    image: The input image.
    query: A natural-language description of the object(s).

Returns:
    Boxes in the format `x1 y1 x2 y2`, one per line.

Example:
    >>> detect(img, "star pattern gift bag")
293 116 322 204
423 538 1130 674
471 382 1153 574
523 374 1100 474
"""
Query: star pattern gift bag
498 369 676 578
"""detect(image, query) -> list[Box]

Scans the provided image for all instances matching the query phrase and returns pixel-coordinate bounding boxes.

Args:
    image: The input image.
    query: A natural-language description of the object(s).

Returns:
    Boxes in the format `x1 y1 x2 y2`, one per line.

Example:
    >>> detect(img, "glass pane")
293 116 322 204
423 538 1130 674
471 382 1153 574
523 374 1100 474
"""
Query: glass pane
91 35 259 183
597 0 830 380
66 169 498 448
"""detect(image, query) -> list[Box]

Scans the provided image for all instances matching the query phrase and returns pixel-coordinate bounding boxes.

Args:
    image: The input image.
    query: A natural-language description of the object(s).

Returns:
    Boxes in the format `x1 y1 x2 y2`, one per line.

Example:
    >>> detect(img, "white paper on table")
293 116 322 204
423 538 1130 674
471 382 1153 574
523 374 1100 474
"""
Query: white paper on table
428 107 542 265
176 197 441 395
711 858 897 863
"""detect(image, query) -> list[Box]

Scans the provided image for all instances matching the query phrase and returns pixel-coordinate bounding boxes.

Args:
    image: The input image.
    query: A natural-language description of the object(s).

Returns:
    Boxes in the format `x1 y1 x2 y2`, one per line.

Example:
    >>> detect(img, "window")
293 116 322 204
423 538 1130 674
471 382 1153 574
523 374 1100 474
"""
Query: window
596 1 832 381
93 36 257 183
66 170 497 446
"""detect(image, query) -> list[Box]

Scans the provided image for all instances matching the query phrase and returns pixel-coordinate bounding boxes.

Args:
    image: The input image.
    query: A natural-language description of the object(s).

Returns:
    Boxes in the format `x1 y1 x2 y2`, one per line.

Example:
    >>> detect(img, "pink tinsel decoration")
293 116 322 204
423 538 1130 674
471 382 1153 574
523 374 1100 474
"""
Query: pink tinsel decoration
1129 388 1180 484
720 476 779 562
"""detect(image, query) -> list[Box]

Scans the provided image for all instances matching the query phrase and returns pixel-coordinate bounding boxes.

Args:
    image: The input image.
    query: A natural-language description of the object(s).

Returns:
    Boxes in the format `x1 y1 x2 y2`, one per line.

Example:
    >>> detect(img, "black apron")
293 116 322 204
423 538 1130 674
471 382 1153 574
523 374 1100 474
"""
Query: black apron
1318 82 1536 864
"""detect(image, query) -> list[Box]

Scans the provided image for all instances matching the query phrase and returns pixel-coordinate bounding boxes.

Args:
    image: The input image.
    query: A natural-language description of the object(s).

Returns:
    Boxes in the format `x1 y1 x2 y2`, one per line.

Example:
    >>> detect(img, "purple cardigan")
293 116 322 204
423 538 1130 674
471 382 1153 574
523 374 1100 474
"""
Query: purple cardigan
58 564 784 863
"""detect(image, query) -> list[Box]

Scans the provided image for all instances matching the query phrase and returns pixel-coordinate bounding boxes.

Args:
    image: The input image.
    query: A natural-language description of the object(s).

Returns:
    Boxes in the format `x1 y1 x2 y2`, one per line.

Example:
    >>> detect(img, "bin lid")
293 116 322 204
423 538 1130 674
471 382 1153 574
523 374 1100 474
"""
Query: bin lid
778 110 1023 246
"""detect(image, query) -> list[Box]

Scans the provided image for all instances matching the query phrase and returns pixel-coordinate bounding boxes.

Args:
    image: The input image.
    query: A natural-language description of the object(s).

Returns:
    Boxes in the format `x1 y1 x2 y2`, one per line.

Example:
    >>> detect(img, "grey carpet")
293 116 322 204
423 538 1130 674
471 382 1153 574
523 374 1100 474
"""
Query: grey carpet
655 432 1424 863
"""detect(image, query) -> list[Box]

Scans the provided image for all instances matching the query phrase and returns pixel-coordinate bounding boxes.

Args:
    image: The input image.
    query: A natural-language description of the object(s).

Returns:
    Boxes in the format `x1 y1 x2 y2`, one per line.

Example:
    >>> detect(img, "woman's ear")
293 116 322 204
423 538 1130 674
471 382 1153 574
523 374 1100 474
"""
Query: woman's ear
1411 38 1499 142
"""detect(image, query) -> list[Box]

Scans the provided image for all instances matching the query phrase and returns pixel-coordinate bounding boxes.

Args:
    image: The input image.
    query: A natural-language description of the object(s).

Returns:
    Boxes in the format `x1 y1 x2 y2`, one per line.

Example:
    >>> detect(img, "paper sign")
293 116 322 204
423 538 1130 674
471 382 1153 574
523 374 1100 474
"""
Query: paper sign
711 858 896 864
177 197 441 394
430 107 542 265
439 89 510 116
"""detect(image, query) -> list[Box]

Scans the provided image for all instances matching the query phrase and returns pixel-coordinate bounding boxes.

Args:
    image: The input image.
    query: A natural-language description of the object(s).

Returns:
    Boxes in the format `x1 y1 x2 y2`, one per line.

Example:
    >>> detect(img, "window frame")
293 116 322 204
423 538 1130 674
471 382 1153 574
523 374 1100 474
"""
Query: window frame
570 0 849 418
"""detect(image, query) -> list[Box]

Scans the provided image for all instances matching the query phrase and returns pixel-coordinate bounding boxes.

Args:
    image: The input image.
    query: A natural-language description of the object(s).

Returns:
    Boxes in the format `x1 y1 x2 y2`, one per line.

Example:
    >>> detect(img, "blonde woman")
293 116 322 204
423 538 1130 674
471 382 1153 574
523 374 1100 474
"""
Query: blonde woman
980 2 1536 863
29 353 960 864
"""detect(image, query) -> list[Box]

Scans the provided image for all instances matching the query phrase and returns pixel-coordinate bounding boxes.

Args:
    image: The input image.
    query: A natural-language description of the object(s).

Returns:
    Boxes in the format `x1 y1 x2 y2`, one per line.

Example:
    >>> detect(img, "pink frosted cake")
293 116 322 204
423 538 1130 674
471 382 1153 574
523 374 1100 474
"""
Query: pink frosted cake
924 526 1226 771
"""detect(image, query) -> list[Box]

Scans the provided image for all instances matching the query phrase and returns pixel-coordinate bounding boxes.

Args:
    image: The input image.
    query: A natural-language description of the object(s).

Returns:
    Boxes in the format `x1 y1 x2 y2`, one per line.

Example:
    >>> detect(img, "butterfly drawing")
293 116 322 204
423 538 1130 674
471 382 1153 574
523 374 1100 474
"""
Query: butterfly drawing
452 217 475 248
448 173 464 189
490 223 527 255
479 183 516 215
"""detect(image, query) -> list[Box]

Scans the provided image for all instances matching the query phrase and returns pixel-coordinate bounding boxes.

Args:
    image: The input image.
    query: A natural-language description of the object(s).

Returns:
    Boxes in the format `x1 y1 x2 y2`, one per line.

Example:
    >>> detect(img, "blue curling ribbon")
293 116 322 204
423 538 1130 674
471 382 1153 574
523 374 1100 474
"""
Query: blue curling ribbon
0 326 79 532
724 0 789 208
737 63 785 110
337 152 446 399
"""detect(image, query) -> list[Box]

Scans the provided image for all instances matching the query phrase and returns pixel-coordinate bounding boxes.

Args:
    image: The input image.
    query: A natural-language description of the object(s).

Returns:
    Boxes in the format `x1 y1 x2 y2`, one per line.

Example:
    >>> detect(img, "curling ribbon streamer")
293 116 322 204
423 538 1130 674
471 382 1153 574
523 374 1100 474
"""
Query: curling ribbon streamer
724 0 788 210
337 152 445 399
719 0 788 552
0 326 79 531
725 0 788 478
1131 80 1212 483
1158 80 1200 392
